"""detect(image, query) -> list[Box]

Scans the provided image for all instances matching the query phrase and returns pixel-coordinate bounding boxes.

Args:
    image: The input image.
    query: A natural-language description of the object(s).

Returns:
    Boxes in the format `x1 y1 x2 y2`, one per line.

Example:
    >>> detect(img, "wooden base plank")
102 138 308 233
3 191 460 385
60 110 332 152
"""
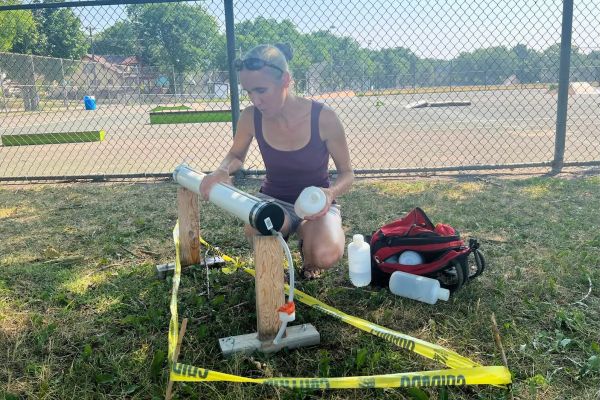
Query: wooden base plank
219 324 320 356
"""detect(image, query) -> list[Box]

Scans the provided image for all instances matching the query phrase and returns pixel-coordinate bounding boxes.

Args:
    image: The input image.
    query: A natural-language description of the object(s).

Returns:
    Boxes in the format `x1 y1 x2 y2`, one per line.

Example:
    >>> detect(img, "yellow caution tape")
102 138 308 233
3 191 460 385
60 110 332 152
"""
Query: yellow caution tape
199 237 481 370
169 224 512 388
167 223 183 363
170 363 511 388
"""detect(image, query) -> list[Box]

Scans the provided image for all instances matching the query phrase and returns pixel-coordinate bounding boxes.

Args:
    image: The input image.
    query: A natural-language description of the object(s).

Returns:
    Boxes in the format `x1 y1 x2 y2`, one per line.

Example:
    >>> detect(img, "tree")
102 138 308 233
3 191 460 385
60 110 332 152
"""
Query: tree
0 2 38 53
235 17 303 57
33 5 87 59
301 30 369 92
371 47 414 89
93 21 138 56
235 18 309 89
511 44 543 83
588 51 600 83
470 46 516 85
0 2 42 110
127 3 221 73
540 43 561 82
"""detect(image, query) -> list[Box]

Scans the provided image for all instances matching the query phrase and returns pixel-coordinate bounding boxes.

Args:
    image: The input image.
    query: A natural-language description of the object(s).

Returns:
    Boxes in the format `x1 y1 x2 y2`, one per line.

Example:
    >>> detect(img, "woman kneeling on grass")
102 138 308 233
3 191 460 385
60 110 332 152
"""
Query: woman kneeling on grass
200 43 354 279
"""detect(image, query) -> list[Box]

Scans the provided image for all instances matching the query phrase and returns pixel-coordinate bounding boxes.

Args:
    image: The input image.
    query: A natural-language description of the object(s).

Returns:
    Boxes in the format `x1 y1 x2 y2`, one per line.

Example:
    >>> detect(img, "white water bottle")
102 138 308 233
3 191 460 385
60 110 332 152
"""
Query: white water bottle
347 234 371 287
294 186 327 218
389 271 450 305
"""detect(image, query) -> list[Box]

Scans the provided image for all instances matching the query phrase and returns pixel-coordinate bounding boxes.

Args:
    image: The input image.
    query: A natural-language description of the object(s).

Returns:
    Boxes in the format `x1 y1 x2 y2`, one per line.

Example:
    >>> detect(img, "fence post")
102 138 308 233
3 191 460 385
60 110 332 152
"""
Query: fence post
60 58 68 108
482 68 485 89
0 75 7 112
552 0 574 174
450 60 453 92
171 65 176 100
136 65 142 102
29 54 40 111
225 0 240 138
412 60 417 89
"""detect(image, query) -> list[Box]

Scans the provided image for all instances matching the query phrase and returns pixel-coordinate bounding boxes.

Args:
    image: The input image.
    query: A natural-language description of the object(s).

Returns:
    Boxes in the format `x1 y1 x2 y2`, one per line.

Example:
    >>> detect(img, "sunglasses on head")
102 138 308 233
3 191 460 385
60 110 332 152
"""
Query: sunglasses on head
234 58 284 75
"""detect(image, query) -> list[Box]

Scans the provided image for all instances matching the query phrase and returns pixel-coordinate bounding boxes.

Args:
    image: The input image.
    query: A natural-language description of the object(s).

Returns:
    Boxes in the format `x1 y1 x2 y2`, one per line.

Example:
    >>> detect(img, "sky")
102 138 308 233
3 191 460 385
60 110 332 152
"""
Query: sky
74 0 600 60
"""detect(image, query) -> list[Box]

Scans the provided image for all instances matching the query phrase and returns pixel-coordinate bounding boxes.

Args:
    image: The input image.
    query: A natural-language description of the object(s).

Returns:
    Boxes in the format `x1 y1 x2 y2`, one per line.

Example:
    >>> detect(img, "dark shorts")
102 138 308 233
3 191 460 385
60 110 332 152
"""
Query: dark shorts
255 192 341 235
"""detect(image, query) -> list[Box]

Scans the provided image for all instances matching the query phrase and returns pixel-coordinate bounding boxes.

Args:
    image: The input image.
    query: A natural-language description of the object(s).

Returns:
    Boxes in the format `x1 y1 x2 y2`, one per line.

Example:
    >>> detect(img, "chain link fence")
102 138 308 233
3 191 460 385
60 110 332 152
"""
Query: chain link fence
0 0 598 181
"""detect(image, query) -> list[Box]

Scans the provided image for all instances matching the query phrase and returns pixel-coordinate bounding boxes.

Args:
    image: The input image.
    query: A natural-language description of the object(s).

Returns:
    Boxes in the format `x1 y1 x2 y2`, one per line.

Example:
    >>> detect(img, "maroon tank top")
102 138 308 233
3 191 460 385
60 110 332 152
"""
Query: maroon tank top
254 100 330 204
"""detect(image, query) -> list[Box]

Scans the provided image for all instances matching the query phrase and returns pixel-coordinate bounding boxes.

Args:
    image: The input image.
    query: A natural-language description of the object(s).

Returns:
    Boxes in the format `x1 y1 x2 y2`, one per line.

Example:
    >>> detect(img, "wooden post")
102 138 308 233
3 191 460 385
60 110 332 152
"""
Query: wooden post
253 235 284 341
177 187 201 266
219 234 319 355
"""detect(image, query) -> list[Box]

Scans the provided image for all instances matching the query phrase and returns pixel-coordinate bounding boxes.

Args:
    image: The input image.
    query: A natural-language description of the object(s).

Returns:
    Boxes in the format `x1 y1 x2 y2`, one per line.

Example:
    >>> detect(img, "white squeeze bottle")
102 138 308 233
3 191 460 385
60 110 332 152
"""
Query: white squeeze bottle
389 271 450 305
294 186 327 219
347 234 371 287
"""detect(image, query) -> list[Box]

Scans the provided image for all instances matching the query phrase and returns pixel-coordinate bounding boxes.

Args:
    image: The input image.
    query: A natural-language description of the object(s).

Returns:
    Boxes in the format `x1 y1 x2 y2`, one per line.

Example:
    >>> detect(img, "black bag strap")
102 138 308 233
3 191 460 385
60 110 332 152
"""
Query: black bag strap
467 238 485 279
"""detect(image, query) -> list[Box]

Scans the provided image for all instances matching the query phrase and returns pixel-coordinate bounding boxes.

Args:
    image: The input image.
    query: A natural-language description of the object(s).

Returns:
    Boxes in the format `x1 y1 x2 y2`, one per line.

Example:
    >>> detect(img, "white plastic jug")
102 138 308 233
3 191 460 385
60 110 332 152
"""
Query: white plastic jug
347 234 371 287
389 271 449 304
294 186 326 219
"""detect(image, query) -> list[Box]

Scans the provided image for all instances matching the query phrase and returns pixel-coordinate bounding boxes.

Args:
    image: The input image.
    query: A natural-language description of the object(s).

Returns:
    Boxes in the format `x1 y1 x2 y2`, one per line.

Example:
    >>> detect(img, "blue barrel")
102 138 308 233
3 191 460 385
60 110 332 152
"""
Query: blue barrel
83 96 97 110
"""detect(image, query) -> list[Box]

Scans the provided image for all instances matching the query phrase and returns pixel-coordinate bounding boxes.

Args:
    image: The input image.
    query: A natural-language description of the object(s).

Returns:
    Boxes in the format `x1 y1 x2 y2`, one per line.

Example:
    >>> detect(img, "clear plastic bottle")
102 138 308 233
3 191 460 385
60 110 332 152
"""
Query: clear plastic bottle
389 271 450 304
347 234 371 287
294 186 327 219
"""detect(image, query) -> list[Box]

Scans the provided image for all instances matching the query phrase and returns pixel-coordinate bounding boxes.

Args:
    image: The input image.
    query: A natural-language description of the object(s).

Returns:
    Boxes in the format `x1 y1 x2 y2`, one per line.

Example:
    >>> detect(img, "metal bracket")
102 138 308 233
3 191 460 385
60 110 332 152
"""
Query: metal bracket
156 256 225 279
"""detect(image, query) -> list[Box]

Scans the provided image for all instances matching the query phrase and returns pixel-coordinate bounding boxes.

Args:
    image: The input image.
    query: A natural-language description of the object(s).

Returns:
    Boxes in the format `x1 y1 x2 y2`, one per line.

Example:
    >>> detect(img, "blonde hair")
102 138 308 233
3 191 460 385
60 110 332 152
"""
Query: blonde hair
243 43 293 80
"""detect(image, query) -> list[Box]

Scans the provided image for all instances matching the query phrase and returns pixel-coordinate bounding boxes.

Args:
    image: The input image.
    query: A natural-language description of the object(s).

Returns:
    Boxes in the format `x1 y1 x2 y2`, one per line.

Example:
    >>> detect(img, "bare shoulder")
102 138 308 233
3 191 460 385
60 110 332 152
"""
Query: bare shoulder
237 105 255 137
240 105 255 121
318 104 345 140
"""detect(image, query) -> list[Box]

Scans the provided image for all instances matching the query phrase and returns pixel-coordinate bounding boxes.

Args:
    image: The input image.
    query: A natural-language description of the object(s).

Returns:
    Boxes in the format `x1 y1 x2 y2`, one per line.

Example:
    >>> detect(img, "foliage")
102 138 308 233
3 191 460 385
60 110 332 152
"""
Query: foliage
234 17 310 84
0 2 38 54
33 4 87 60
127 3 221 73
3 0 599 92
93 21 138 57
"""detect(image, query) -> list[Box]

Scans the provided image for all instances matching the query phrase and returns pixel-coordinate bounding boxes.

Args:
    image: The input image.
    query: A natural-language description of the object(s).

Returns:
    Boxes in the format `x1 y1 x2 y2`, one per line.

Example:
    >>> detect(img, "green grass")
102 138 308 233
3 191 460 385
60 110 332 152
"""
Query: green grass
149 110 232 124
150 105 193 112
1 176 599 399
1 130 105 146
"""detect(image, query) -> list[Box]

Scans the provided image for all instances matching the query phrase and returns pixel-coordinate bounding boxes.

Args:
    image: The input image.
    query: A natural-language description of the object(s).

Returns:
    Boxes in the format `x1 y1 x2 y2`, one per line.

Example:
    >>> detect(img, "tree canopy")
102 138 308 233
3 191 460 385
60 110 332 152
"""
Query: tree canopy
33 5 88 59
1 1 599 91
0 4 38 53
128 3 221 72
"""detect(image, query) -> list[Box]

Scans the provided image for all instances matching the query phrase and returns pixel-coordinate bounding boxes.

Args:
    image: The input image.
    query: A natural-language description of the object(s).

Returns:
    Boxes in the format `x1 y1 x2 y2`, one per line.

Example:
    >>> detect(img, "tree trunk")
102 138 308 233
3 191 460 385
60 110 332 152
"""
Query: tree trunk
22 86 40 111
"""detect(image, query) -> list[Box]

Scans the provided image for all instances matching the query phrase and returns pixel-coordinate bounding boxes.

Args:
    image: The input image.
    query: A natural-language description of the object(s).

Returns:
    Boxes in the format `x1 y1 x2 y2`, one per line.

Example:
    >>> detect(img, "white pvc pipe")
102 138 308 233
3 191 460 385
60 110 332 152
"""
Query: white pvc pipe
173 164 285 235
174 164 256 221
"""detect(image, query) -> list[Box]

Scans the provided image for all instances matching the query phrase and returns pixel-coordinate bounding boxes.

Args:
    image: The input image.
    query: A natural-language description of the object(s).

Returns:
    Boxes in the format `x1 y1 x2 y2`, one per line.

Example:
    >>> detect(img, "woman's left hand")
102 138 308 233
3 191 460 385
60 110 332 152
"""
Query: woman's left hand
303 187 334 220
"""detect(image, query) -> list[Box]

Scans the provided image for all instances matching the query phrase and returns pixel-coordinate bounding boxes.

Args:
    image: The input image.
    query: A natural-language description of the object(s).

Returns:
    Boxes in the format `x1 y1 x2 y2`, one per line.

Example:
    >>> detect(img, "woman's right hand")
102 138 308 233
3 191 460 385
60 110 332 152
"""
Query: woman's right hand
199 169 230 201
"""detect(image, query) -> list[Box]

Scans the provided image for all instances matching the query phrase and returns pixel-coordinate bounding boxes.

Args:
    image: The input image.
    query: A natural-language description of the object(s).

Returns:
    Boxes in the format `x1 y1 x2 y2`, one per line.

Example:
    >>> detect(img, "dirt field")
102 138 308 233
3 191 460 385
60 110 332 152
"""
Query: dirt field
1 89 599 179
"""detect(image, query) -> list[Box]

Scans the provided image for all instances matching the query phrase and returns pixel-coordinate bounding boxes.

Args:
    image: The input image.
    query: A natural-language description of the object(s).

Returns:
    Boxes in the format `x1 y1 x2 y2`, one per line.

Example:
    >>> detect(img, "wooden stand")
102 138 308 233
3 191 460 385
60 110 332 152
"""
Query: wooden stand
218 235 320 355
254 235 285 341
158 187 228 279
171 186 319 356
177 187 201 266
